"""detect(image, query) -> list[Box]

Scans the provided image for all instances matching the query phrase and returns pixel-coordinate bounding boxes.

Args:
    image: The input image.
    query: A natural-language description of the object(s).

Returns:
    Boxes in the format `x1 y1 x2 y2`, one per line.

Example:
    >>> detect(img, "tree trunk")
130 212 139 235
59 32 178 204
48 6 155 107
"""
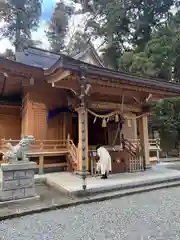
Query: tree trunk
15 11 21 52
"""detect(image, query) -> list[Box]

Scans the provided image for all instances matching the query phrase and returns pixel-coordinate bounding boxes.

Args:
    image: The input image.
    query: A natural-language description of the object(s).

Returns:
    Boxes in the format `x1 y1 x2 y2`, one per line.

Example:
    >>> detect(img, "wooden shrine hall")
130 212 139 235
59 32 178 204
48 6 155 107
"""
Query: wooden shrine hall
0 46 179 175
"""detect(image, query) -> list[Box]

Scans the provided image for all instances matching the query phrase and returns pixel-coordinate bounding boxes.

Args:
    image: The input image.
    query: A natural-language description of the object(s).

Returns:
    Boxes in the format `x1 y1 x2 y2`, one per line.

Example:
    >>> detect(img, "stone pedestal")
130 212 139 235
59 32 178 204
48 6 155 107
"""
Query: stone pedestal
0 162 38 202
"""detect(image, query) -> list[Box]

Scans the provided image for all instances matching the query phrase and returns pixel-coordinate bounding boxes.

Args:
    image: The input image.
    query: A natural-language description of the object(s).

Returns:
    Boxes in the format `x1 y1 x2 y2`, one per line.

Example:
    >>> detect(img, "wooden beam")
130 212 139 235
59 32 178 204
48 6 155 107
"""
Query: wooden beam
90 79 178 97
52 83 78 96
53 77 79 90
90 101 141 113
47 70 71 83
90 84 148 100
0 105 21 109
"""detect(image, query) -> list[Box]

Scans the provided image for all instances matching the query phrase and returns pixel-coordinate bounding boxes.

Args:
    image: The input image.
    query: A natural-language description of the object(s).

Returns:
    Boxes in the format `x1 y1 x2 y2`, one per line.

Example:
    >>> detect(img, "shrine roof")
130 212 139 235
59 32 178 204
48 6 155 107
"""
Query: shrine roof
15 43 105 69
15 47 60 69
72 42 105 67
0 56 43 78
1 46 180 95
46 53 180 94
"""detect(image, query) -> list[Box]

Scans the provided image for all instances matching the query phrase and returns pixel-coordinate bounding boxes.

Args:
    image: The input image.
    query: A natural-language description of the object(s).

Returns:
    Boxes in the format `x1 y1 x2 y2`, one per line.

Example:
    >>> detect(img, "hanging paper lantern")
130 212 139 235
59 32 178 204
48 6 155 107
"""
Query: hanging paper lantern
102 118 107 128
115 114 119 122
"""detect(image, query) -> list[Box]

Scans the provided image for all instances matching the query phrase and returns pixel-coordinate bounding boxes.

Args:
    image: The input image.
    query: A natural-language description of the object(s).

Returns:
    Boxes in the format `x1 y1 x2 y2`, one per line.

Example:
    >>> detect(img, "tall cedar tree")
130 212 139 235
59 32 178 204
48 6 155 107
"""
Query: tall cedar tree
0 0 42 51
46 1 73 53
81 0 180 69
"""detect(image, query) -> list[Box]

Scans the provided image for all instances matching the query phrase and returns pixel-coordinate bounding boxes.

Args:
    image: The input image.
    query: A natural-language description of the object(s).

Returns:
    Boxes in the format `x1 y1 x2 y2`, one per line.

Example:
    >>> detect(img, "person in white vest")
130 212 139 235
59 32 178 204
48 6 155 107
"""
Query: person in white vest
96 144 112 179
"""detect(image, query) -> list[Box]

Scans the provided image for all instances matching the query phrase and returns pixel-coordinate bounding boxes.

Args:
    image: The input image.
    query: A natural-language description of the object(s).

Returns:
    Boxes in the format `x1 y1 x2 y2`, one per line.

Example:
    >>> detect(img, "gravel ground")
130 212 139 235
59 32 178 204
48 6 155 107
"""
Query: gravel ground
1 187 180 240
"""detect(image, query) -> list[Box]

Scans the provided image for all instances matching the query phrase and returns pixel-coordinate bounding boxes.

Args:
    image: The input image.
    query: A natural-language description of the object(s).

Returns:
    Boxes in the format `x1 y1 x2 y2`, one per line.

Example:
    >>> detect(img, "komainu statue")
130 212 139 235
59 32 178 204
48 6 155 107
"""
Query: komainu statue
3 136 35 163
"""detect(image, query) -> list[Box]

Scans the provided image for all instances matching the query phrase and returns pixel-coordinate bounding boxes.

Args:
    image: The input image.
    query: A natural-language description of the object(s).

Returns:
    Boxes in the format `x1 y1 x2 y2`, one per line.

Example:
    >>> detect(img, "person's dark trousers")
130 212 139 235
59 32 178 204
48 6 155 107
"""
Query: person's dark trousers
101 171 108 179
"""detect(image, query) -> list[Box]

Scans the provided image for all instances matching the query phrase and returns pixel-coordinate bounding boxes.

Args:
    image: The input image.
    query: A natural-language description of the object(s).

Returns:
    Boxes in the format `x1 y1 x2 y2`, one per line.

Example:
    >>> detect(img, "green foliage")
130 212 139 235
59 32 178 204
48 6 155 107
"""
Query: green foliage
120 10 180 80
130 0 177 50
46 1 73 53
46 1 91 55
84 0 131 69
150 98 180 152
81 0 179 69
0 49 15 60
119 9 180 152
66 31 90 56
0 0 42 51
46 0 179 66
120 51 157 77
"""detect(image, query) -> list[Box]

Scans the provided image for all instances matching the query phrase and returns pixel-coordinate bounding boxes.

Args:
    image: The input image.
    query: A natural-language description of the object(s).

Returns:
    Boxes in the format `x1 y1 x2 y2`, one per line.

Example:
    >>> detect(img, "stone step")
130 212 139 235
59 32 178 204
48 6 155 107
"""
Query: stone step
70 176 180 197
84 180 180 202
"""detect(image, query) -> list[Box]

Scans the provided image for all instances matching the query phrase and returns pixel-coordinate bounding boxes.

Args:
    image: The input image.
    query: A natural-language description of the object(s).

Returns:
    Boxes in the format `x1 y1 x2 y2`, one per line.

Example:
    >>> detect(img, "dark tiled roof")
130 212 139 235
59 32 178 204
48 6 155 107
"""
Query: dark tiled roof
7 46 180 95
16 43 105 69
45 55 180 95
15 47 60 69
73 42 105 67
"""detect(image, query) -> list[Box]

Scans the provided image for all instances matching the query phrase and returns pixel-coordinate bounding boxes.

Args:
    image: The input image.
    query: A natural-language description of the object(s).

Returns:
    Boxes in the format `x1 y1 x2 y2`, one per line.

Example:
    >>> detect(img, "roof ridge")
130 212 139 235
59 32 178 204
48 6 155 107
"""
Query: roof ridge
73 42 105 67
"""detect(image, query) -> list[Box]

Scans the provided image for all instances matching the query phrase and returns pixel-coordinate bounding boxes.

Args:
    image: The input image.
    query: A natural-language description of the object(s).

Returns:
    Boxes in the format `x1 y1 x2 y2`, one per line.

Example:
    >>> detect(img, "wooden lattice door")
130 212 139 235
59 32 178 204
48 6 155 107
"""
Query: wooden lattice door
33 109 47 140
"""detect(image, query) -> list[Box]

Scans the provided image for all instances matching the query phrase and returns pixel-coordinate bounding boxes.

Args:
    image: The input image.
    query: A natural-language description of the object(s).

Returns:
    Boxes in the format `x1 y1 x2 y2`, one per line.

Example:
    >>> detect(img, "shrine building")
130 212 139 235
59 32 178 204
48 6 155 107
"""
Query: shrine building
0 45 179 175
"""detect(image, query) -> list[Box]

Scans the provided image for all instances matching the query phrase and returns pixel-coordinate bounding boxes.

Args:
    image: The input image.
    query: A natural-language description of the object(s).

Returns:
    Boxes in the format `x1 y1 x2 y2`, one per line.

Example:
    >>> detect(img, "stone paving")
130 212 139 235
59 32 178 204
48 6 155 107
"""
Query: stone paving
159 161 180 170
1 186 180 239
44 166 180 195
0 166 179 220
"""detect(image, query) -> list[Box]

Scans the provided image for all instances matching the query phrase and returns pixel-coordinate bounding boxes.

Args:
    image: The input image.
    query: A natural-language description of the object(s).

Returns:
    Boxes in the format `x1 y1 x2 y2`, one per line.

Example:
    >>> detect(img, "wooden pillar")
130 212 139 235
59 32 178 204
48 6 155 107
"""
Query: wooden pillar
64 112 73 139
63 113 66 140
139 115 150 169
133 117 138 139
21 93 34 137
77 108 88 172
77 71 90 190
39 155 44 174
156 149 160 163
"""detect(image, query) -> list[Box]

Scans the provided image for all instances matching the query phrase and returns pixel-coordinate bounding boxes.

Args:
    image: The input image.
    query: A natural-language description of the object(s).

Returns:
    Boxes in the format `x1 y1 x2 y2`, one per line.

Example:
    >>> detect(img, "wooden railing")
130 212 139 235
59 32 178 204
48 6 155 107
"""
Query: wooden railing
31 140 67 152
121 138 143 172
67 137 78 165
148 138 161 150
129 155 144 172
0 138 76 174
128 138 160 150
128 139 141 148
0 139 68 154
122 139 138 157
126 138 161 171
